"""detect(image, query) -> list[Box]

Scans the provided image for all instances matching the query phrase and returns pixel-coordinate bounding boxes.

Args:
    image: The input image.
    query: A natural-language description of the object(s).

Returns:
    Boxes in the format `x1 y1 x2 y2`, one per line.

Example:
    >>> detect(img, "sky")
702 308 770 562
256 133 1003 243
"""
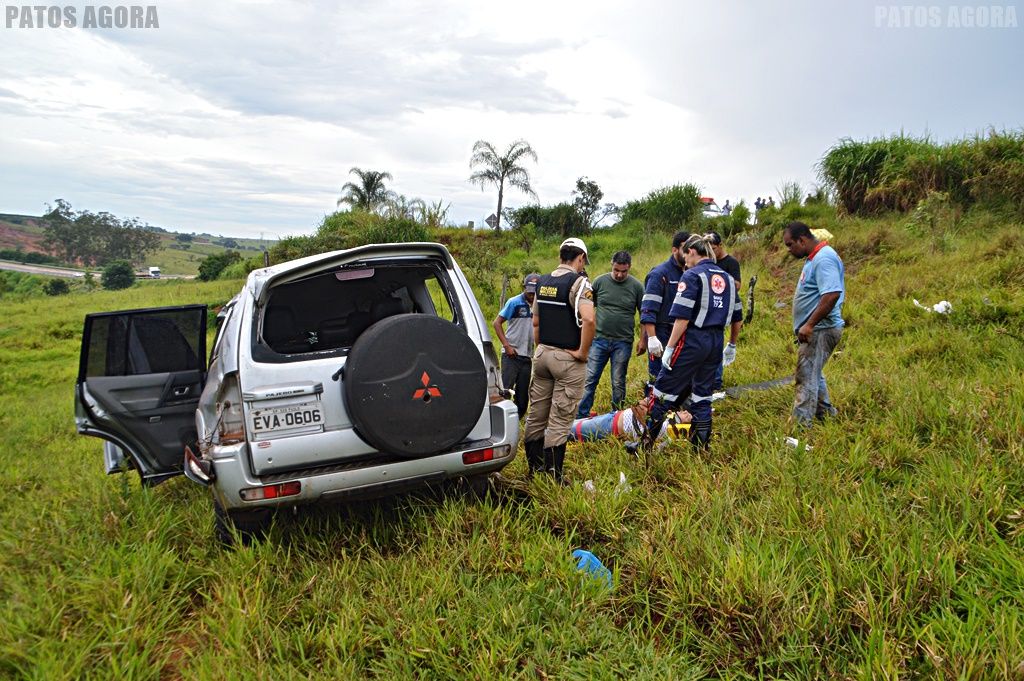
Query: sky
1 0 1021 239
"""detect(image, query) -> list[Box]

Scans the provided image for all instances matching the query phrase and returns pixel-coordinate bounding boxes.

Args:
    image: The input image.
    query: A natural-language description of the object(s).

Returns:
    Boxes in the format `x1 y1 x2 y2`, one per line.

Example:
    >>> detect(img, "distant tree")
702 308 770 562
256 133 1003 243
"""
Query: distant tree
383 195 426 221
198 251 242 281
40 199 82 264
220 238 239 249
100 260 135 290
41 199 160 267
175 233 195 243
43 278 70 296
508 203 587 238
468 139 538 230
338 167 395 212
571 177 620 230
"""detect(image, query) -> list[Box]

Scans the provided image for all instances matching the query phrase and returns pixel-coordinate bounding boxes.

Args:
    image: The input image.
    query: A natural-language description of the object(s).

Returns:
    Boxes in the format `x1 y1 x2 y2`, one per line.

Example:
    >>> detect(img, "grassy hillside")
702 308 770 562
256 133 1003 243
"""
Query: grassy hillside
1 210 1022 678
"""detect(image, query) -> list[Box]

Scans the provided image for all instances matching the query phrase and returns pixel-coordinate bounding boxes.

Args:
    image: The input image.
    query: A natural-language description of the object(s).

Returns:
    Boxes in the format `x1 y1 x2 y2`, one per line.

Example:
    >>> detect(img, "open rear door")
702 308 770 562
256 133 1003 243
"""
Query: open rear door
75 305 207 485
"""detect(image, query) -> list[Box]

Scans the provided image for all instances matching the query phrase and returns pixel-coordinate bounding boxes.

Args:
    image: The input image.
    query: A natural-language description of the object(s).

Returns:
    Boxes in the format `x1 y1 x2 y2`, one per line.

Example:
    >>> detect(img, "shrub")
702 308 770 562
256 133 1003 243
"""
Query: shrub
905 191 961 253
620 183 703 232
0 249 58 265
219 258 257 280
508 203 587 238
819 130 1024 216
703 201 753 239
100 260 135 290
198 251 242 281
43 279 70 296
777 181 803 207
356 217 430 246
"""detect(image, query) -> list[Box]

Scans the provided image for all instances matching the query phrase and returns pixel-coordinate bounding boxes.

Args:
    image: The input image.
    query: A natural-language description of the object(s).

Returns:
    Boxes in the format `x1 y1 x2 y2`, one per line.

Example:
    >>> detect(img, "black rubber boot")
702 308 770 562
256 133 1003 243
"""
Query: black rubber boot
524 439 545 477
689 419 713 452
550 444 567 485
543 447 554 476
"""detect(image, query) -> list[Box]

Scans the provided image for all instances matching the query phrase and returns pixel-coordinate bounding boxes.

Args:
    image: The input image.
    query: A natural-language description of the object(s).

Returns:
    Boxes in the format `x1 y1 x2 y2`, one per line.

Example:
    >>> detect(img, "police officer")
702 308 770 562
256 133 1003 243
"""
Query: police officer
643 234 742 452
522 237 595 482
640 231 691 383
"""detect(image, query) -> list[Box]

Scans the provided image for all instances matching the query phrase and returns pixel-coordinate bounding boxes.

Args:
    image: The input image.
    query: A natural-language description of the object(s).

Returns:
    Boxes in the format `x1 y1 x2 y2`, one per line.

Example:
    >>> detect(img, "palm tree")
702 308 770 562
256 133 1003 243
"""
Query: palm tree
338 167 394 212
383 194 426 221
468 139 538 230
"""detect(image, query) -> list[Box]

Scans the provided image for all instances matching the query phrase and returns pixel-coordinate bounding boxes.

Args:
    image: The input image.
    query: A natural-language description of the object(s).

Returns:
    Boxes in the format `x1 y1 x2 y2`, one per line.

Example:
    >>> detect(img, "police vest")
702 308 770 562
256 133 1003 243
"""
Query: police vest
536 271 582 349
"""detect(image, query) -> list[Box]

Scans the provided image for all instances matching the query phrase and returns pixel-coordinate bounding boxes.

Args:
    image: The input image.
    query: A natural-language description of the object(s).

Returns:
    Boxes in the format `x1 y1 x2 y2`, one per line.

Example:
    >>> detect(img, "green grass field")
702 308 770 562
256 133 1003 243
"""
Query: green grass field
1 211 1022 678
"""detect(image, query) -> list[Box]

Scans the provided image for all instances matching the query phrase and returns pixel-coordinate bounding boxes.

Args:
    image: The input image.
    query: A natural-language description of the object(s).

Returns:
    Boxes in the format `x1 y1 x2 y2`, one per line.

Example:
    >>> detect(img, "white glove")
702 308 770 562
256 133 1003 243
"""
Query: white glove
722 343 736 367
647 336 664 357
662 346 675 372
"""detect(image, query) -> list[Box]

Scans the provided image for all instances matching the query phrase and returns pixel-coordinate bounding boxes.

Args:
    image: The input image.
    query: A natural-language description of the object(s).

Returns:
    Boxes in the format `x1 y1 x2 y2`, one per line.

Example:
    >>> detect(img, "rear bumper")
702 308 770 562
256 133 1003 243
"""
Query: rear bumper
209 401 520 511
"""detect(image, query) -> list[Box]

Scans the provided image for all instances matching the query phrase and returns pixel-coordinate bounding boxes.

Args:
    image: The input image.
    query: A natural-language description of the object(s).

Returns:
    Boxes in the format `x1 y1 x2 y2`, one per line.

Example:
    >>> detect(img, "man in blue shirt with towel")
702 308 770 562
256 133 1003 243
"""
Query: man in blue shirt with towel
783 221 846 427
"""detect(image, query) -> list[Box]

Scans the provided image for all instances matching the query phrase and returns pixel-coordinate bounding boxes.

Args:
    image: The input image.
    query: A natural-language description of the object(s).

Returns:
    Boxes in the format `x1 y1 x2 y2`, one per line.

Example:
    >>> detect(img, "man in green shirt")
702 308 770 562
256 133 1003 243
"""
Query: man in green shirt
576 250 645 417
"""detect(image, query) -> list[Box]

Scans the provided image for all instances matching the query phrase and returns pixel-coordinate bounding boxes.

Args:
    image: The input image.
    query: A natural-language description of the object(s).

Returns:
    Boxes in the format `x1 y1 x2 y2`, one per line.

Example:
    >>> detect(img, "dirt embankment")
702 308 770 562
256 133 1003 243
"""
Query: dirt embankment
0 222 46 253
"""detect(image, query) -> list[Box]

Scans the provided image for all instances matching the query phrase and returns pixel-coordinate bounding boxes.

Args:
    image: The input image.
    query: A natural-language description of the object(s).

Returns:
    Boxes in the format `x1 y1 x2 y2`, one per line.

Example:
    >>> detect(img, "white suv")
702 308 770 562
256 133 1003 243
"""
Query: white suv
75 243 520 542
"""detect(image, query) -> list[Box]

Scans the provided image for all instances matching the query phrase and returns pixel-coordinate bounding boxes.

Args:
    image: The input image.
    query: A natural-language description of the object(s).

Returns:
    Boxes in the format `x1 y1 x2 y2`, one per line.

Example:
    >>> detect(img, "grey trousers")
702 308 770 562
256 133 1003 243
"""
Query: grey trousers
793 326 843 426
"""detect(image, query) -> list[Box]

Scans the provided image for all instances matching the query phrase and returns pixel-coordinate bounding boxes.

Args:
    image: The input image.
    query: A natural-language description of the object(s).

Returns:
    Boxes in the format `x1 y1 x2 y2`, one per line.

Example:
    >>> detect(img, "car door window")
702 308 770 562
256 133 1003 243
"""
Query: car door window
83 308 203 379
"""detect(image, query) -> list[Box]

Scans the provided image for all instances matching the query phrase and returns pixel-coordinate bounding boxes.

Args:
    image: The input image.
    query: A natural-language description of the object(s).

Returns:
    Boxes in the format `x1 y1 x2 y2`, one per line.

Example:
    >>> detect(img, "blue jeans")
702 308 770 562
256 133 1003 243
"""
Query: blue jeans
576 338 632 418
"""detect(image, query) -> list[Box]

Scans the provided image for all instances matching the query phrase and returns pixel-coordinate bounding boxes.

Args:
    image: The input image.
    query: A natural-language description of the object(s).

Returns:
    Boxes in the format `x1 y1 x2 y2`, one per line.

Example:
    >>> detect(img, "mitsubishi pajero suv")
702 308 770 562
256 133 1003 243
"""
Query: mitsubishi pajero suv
75 243 520 541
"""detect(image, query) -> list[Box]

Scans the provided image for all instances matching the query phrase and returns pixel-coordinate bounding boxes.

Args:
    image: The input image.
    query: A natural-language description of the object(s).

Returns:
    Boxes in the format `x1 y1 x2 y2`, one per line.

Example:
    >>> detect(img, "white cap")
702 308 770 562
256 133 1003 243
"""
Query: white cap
560 237 589 264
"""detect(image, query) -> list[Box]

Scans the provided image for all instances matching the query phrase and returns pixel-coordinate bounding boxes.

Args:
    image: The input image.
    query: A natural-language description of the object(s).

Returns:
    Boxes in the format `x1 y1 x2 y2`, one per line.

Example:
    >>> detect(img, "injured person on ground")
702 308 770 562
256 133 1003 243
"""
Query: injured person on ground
568 402 692 449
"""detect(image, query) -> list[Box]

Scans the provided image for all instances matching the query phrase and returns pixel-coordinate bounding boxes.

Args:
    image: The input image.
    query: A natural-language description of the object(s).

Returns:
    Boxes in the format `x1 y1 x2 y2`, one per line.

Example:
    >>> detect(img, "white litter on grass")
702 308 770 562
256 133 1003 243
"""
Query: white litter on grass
583 473 630 496
783 436 813 451
913 299 952 314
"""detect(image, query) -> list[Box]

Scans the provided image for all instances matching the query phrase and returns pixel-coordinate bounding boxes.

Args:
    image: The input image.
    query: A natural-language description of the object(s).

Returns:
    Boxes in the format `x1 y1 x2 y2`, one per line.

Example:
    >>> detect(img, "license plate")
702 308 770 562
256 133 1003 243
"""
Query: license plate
250 402 324 436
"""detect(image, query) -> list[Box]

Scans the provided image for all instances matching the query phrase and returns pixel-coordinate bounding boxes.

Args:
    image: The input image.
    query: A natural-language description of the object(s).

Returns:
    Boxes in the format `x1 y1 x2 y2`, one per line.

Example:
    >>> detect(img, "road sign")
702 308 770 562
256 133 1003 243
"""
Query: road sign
485 213 499 228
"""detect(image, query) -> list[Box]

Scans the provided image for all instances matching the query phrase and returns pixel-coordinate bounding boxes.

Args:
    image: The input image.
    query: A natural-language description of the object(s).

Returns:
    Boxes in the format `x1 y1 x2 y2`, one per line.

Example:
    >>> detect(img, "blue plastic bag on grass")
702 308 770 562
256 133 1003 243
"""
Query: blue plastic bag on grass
572 549 613 590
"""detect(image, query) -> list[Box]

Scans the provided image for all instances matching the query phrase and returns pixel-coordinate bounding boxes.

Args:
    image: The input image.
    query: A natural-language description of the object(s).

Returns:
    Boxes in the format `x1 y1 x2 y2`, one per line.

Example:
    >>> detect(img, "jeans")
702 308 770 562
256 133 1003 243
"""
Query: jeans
501 354 532 419
576 338 632 418
793 326 843 426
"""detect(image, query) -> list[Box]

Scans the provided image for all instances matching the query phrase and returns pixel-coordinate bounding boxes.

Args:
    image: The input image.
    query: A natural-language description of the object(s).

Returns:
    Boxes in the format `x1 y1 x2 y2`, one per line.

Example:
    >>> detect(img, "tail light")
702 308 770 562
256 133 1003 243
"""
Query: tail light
463 444 511 465
239 481 301 501
184 445 214 485
216 373 246 444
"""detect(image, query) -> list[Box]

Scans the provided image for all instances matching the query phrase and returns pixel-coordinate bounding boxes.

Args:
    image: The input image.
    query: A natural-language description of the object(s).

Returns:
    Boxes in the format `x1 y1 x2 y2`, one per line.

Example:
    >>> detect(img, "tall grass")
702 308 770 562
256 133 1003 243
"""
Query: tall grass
1 210 1022 677
620 183 704 233
819 130 1024 217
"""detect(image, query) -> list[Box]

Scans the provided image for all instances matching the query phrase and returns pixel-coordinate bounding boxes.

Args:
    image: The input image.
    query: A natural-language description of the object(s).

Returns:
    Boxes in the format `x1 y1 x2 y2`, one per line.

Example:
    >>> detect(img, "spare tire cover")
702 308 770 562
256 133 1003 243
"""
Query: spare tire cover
344 314 487 456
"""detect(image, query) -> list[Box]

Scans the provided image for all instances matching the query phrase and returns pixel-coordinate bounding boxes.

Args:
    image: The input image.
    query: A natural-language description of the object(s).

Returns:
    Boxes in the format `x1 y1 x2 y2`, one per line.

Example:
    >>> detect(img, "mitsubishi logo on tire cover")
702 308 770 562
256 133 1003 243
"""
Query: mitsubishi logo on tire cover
412 371 442 400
